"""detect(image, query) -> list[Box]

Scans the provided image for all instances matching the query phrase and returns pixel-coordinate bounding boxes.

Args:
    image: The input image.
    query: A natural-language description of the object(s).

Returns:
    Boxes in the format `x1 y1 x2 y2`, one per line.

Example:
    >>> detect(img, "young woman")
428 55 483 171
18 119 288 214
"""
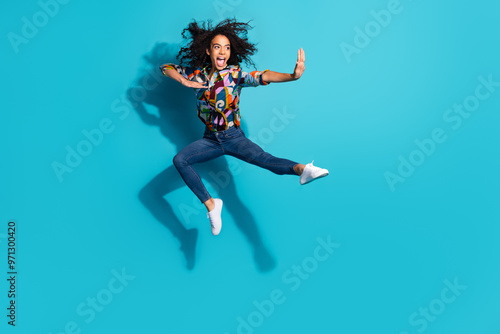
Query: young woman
161 19 329 236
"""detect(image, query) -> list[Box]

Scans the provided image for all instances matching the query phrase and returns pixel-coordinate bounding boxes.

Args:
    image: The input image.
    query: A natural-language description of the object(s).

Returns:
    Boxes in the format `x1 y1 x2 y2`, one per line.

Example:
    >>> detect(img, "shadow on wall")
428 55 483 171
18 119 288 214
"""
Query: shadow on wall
128 42 275 272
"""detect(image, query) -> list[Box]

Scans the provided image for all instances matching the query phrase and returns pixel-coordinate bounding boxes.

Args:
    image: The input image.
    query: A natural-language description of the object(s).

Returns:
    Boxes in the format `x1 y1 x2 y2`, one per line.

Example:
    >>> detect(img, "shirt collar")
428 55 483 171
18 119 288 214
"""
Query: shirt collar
202 64 238 80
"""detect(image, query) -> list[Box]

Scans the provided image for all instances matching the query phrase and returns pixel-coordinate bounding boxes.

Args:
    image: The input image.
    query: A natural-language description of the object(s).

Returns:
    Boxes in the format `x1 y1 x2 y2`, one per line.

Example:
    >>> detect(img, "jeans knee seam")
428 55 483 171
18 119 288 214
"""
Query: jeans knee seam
182 148 222 164
227 150 296 169
186 164 211 202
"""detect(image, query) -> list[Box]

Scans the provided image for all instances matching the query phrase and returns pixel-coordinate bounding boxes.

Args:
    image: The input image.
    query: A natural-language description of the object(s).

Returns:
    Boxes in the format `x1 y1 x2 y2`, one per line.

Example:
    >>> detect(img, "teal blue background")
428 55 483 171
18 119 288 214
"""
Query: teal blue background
2 0 499 333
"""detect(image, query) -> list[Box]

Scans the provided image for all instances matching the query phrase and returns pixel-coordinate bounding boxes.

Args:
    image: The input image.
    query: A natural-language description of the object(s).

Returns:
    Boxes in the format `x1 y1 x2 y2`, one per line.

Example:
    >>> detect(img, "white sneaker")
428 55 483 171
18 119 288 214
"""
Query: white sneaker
300 161 329 185
207 198 223 236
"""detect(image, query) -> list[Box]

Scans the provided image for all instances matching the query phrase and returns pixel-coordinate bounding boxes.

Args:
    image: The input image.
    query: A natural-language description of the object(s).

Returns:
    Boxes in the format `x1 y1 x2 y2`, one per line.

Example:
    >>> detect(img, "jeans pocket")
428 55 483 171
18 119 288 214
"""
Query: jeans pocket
225 127 243 138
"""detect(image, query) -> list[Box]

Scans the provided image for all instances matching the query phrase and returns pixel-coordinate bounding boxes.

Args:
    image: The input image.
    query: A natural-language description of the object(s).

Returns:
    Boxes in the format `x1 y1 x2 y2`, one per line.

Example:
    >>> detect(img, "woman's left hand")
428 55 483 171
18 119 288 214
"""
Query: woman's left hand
292 48 305 80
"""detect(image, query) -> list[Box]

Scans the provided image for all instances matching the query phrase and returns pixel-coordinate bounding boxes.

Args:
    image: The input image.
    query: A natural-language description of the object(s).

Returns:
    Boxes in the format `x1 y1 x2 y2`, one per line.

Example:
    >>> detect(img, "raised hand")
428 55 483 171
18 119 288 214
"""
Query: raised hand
292 48 305 80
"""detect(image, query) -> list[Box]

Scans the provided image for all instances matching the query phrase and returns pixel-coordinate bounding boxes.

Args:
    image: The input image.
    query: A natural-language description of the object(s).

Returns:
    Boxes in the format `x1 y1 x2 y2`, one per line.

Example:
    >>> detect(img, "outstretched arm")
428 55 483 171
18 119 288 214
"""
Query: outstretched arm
261 48 305 83
160 64 207 89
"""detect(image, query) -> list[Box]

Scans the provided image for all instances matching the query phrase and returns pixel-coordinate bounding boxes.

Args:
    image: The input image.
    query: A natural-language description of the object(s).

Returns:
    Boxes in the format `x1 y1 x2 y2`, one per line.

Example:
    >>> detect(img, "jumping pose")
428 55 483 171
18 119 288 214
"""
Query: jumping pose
161 19 329 236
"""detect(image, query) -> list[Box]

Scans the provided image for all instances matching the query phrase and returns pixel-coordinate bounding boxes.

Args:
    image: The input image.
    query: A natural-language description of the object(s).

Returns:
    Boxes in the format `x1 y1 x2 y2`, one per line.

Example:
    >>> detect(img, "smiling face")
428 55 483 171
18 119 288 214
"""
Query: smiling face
206 34 231 71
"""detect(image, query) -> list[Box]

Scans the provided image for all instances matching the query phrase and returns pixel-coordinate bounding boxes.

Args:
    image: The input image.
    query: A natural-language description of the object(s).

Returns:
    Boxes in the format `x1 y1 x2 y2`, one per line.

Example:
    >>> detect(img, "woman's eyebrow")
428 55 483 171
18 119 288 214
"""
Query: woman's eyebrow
213 43 231 46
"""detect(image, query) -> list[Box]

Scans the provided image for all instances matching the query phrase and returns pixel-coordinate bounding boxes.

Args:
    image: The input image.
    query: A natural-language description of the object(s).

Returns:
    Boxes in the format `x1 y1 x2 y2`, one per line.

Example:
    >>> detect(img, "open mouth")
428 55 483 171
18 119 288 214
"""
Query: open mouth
216 57 226 68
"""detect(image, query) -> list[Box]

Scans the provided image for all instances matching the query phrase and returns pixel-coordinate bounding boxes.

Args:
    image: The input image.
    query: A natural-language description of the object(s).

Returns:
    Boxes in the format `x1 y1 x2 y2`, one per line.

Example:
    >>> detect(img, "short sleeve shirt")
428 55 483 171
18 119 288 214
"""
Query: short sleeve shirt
160 63 270 131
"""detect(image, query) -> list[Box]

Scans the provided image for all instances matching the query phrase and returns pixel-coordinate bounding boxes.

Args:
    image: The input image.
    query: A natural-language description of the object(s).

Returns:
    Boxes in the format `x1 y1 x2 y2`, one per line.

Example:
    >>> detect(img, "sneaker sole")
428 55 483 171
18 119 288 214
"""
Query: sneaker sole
300 172 329 185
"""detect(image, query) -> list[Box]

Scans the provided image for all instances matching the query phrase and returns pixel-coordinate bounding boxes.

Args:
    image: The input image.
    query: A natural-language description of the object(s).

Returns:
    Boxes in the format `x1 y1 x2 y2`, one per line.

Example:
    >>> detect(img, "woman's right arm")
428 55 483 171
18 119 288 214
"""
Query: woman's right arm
160 64 207 89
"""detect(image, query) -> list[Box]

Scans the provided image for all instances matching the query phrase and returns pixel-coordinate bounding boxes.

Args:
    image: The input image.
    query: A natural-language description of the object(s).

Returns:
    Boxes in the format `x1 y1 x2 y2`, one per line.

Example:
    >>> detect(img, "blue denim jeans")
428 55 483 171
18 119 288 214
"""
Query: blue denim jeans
173 126 299 203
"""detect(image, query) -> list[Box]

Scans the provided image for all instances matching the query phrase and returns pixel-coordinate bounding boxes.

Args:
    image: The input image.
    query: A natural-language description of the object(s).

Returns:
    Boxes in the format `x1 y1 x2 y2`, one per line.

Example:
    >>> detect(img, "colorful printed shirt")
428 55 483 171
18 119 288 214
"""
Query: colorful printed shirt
160 63 270 131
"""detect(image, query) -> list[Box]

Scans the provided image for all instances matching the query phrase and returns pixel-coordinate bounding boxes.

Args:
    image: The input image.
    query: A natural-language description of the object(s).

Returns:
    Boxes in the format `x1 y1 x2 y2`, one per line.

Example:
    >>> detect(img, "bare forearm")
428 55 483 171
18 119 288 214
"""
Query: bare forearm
263 48 306 83
261 71 297 83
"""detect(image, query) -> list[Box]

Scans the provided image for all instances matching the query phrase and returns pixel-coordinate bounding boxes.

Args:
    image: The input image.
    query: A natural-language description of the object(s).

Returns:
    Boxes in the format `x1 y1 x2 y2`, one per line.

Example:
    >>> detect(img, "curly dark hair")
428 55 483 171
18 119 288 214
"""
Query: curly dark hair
177 18 257 69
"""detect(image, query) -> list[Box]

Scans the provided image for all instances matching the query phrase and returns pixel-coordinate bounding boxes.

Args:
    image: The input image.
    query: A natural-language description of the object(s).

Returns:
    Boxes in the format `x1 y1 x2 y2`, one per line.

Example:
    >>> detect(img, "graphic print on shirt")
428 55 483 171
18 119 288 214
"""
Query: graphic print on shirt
160 63 269 131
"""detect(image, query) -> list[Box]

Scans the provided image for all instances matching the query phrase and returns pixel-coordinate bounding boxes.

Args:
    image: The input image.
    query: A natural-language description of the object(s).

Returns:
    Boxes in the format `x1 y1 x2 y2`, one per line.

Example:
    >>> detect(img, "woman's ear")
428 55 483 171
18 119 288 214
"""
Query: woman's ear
206 48 210 56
